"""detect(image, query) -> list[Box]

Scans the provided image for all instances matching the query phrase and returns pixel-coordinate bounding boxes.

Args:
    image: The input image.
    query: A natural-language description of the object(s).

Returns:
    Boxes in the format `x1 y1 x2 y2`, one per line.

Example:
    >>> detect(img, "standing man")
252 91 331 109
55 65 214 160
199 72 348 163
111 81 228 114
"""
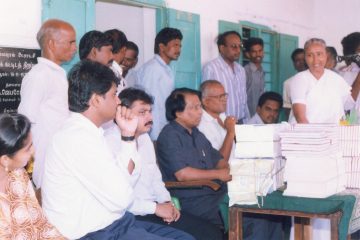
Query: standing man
79 30 113 67
18 19 77 188
339 32 360 110
247 91 283 124
244 37 265 117
122 41 139 88
283 48 307 120
136 27 182 141
202 31 250 124
105 29 128 92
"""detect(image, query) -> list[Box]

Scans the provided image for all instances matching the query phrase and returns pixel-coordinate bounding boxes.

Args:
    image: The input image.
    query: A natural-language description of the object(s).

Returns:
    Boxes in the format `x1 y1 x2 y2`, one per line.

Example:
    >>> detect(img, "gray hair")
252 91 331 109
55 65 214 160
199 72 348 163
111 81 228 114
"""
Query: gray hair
304 38 326 51
36 19 72 49
200 80 223 98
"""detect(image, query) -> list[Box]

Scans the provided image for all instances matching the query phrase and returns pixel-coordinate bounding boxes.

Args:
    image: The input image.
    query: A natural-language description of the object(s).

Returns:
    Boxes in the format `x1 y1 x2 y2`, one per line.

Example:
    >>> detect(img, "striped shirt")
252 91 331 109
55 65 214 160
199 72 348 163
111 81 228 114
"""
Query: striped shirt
202 56 250 122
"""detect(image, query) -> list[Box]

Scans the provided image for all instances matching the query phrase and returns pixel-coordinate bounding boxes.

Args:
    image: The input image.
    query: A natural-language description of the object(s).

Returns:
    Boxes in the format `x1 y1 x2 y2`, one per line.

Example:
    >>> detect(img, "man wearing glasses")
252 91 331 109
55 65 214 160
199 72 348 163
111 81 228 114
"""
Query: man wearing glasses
202 31 250 124
198 80 236 163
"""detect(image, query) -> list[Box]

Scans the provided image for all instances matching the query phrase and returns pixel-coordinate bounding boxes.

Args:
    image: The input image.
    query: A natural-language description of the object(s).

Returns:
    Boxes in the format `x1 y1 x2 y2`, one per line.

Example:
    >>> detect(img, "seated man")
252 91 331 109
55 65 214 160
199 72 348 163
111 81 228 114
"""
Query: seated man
157 88 231 228
41 60 194 240
247 91 283 124
199 81 285 240
198 80 236 163
104 87 223 240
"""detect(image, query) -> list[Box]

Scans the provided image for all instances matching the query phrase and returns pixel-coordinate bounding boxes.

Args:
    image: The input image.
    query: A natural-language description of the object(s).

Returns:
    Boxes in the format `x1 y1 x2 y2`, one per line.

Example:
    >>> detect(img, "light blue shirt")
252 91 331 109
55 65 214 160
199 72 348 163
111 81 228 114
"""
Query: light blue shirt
202 56 250 123
136 55 175 140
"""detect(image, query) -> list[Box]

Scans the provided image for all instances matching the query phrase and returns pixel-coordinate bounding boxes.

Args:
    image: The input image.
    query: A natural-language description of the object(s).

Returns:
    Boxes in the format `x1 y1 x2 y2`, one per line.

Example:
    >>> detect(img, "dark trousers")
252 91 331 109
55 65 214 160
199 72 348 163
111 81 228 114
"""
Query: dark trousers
243 213 285 240
79 212 195 240
136 211 224 240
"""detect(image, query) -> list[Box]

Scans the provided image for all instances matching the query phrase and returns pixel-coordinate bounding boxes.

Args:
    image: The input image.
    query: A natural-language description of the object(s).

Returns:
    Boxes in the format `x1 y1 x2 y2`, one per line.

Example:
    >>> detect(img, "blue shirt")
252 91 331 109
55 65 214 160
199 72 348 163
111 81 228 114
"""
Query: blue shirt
157 121 227 224
202 56 250 123
136 55 175 140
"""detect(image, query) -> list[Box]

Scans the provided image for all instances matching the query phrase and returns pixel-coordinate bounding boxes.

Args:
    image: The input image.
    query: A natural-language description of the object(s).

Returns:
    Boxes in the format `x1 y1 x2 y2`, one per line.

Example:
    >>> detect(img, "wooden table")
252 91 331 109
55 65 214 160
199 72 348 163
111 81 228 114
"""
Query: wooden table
228 205 349 240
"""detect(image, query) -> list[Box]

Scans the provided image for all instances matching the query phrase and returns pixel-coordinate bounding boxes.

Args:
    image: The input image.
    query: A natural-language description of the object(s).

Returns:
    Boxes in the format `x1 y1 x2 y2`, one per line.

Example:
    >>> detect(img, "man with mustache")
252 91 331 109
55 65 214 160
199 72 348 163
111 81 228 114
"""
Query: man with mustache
202 31 250 124
136 27 183 141
79 30 114 67
104 88 223 240
244 37 265 117
247 91 283 124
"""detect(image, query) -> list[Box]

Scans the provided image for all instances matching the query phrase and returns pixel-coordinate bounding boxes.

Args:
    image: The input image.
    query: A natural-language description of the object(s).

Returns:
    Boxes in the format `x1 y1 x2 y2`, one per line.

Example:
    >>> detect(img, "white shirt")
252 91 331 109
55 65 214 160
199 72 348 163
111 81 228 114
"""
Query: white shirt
247 113 264 124
125 69 137 88
339 62 360 109
42 113 136 239
111 61 126 93
18 57 69 188
104 124 171 216
198 111 236 162
202 56 250 123
282 77 293 109
289 69 353 123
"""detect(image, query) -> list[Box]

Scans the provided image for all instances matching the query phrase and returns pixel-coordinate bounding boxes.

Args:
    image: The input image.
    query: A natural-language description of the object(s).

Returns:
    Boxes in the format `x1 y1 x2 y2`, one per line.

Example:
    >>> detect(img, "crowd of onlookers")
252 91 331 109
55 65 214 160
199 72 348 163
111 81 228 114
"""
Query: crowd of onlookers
0 18 360 239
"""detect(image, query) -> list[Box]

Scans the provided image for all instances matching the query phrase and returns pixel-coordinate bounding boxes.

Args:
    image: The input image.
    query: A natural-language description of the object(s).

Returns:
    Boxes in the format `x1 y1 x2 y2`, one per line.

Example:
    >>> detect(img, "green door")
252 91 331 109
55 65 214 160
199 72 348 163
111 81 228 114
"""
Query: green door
42 0 95 71
157 8 201 89
277 34 299 94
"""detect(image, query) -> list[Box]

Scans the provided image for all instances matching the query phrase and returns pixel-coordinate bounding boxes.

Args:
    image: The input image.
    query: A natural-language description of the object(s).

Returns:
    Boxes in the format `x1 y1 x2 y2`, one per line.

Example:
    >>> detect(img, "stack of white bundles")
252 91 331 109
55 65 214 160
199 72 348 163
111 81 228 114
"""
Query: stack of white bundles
228 159 274 205
228 123 290 205
234 123 290 158
280 124 345 198
339 125 360 188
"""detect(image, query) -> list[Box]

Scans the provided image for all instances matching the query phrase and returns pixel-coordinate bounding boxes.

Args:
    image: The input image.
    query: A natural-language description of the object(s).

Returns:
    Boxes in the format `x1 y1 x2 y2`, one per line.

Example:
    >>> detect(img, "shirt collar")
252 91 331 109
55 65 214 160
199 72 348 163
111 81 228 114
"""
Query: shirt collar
218 55 240 72
202 110 226 123
37 57 66 74
155 54 169 67
170 120 199 136
248 62 262 72
70 112 105 136
254 113 264 124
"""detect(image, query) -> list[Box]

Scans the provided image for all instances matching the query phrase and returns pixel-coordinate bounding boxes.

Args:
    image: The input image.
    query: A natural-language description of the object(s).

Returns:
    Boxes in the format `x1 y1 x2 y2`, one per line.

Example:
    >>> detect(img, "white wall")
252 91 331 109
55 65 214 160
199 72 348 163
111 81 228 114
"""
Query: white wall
95 2 156 68
0 0 41 49
0 0 359 61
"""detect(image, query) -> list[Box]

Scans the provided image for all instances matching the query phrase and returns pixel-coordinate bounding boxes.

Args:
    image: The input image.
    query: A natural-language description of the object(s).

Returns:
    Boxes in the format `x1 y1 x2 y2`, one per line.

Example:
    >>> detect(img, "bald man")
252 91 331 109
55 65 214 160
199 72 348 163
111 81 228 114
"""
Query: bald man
18 19 77 188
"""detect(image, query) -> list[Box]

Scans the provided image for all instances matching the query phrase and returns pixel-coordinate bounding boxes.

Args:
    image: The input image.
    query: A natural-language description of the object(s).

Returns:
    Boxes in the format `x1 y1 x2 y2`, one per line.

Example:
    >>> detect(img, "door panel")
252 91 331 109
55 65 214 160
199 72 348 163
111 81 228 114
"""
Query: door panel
42 0 95 71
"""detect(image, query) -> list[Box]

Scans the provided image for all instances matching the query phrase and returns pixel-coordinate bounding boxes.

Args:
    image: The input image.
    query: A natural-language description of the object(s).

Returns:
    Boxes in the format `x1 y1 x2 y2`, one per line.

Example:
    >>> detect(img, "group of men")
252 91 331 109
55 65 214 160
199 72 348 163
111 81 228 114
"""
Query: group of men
17 18 285 240
17 16 360 240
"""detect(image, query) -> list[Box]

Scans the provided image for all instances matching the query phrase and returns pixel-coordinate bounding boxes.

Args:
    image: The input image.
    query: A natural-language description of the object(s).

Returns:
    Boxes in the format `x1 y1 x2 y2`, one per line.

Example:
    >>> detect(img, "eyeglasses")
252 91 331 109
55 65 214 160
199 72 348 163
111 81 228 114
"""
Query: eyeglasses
206 93 228 101
225 43 243 50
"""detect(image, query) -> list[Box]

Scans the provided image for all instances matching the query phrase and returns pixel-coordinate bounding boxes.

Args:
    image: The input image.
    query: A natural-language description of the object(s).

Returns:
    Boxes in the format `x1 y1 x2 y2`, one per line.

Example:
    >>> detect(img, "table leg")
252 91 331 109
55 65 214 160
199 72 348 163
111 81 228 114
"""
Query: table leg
294 217 312 240
330 212 341 240
229 207 242 240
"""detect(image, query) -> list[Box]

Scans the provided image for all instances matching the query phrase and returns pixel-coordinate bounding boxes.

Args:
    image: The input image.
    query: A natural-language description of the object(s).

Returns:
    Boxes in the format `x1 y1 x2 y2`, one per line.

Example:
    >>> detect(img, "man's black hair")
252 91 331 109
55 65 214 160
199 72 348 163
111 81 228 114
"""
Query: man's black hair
154 27 183 54
165 88 201 121
257 91 283 108
244 37 264 52
341 32 360 56
118 87 153 108
216 31 242 51
68 60 118 112
126 41 139 58
104 29 128 54
79 30 112 60
291 48 305 62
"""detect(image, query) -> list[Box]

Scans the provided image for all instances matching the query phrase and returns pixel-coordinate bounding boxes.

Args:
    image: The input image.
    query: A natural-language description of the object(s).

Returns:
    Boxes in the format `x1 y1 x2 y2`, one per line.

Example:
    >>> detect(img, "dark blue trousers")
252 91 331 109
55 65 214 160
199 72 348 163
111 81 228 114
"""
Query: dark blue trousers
79 212 195 240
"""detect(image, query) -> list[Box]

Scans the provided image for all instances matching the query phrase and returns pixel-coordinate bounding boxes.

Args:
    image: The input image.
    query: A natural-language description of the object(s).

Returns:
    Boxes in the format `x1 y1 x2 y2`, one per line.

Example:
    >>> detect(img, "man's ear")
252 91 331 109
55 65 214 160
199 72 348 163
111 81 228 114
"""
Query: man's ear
256 106 261 114
88 47 98 60
159 43 166 53
245 51 250 59
89 93 100 108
